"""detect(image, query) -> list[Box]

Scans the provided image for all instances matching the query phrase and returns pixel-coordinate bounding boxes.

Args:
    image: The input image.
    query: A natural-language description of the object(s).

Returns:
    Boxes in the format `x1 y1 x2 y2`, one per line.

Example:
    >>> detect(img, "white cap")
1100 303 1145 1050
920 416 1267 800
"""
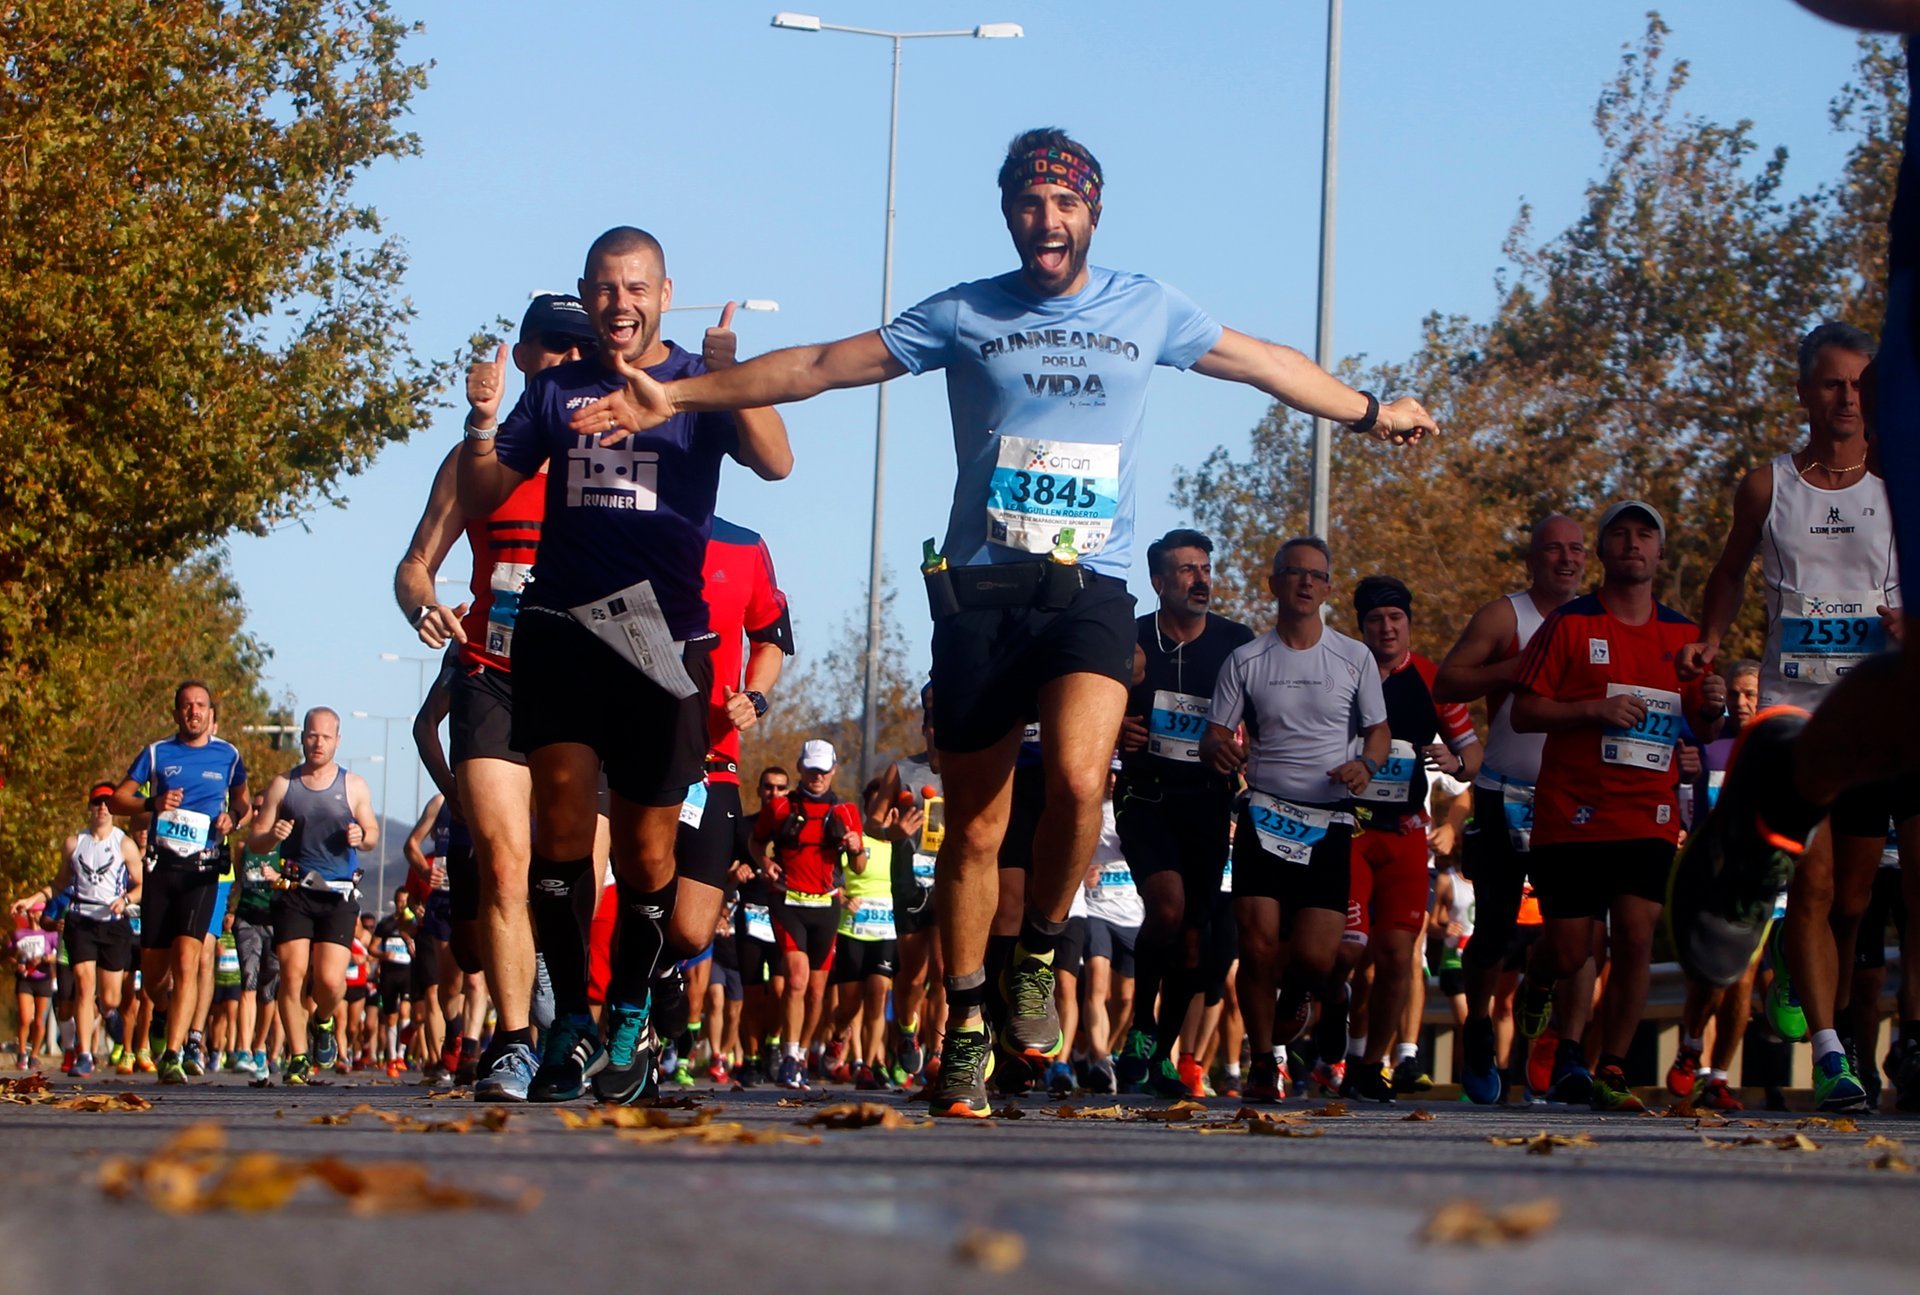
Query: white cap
798 739 837 772
1597 499 1665 545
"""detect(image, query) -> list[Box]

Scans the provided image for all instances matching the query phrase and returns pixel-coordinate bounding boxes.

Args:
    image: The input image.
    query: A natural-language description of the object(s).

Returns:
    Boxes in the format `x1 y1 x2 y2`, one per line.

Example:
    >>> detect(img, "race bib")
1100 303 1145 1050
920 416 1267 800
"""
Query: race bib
1246 792 1335 866
1501 780 1536 853
841 893 896 940
155 808 212 858
1219 857 1233 895
1356 740 1419 804
679 779 708 830
382 936 410 964
743 902 774 942
1601 684 1681 772
984 436 1120 556
911 851 936 888
1779 590 1887 686
1093 861 1137 898
485 561 534 659
1147 689 1209 763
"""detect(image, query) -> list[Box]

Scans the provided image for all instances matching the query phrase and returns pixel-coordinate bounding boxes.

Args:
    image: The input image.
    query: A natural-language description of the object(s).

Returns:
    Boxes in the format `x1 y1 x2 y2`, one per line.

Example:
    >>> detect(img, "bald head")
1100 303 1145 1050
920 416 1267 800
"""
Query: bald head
1525 514 1588 600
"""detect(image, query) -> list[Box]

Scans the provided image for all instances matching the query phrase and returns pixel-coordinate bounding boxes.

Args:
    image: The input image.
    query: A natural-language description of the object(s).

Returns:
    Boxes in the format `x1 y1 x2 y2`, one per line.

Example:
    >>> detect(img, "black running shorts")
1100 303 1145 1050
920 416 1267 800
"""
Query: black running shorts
64 914 136 972
509 609 715 807
998 761 1047 872
1828 777 1920 839
1230 800 1352 928
676 780 743 890
1462 783 1531 977
829 934 897 984
140 862 221 950
1115 775 1233 896
772 895 839 970
270 888 358 948
450 662 523 767
1084 916 1138 979
1529 837 1674 921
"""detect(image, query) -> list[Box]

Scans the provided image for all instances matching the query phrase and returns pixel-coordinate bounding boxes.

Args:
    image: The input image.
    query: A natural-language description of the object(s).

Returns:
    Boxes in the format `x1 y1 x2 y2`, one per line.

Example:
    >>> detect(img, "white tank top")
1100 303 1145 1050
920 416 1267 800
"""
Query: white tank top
70 828 131 920
1445 869 1476 941
1477 591 1548 787
1759 453 1900 708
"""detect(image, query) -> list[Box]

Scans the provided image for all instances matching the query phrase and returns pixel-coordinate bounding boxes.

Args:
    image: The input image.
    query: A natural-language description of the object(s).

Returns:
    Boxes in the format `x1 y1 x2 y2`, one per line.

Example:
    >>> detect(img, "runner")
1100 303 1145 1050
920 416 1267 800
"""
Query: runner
10 906 54 1067
12 782 142 1078
249 707 379 1085
105 681 250 1083
754 740 864 1090
230 791 282 1076
829 780 907 1089
398 292 605 1102
734 766 786 1086
1433 514 1588 1103
1512 501 1728 1111
410 671 492 1085
1081 766 1144 1093
1337 575 1481 1102
1674 322 1905 1111
1202 537 1390 1104
879 698 944 1081
579 130 1435 1117
402 794 456 1084
372 890 414 1075
1113 527 1254 1098
457 229 792 1104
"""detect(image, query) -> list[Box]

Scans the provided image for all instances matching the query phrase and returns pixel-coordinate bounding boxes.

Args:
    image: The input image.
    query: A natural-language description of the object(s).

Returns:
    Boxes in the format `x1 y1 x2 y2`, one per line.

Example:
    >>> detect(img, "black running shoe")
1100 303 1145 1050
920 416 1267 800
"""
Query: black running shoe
999 948 1064 1061
311 1018 339 1070
1340 1057 1395 1104
1667 707 1812 987
590 1002 658 1106
928 1020 995 1119
529 1013 606 1103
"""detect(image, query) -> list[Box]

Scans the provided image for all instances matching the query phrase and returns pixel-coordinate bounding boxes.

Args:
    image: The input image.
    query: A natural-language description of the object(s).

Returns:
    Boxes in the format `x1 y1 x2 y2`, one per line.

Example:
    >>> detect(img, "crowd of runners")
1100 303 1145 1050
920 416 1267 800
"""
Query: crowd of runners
9 2 1920 1122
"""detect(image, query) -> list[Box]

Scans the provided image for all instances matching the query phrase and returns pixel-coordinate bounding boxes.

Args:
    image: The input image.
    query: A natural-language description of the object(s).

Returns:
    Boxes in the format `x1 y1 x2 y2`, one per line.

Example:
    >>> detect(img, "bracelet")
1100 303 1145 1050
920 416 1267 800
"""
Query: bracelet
463 413 497 442
1347 391 1380 435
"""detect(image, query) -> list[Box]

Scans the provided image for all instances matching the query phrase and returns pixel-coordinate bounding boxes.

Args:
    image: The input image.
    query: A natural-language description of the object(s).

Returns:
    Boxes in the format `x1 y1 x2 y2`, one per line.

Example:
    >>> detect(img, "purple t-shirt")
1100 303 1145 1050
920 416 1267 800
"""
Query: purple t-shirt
493 343 740 637
12 927 53 979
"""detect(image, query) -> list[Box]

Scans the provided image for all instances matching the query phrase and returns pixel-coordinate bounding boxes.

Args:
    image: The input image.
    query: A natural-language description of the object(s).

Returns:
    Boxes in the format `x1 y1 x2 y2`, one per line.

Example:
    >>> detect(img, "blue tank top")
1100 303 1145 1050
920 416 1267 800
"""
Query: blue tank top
281 765 357 883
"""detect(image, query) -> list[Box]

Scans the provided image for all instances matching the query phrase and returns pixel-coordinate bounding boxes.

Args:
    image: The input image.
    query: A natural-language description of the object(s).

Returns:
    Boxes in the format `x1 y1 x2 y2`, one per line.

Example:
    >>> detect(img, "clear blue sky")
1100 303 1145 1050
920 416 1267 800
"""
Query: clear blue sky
225 0 1880 822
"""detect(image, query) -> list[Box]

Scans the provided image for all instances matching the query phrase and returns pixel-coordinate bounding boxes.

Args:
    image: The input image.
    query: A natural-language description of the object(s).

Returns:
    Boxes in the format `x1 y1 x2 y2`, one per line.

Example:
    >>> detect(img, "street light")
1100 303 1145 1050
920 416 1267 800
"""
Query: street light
1308 0 1342 541
770 10 1023 782
351 710 408 903
378 652 438 816
664 300 781 314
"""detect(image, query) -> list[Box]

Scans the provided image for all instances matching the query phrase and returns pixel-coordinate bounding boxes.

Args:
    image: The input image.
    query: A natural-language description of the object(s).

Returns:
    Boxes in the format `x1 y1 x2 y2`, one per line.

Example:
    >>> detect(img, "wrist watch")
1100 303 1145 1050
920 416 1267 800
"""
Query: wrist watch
744 690 770 717
1360 755 1382 777
409 604 435 630
463 413 497 442
1347 391 1380 435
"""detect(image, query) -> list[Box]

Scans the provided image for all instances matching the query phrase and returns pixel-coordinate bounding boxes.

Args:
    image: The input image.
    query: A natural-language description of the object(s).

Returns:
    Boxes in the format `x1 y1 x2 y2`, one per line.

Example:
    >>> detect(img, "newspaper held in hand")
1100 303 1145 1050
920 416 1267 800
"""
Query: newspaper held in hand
569 579 698 700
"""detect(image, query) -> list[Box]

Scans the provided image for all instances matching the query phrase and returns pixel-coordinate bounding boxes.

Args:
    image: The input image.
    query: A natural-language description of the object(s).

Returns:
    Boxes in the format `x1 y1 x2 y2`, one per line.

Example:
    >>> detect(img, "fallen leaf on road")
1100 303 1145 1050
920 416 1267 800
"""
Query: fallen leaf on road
1421 1198 1560 1246
308 1156 539 1214
1869 1152 1914 1173
1050 1104 1125 1120
801 1102 931 1130
993 1103 1026 1120
1796 1116 1856 1132
1864 1135 1903 1151
1705 1133 1822 1151
307 1113 353 1126
615 1121 821 1146
774 1097 809 1108
1308 1103 1353 1118
427 1088 472 1101
1402 1109 1436 1122
0 1074 52 1103
162 1124 229 1157
1245 1120 1324 1138
1152 1100 1209 1123
953 1227 1025 1274
199 1153 310 1212
556 1106 719 1131
52 1091 152 1112
1488 1131 1595 1155
1231 1106 1306 1125
1775 1133 1821 1151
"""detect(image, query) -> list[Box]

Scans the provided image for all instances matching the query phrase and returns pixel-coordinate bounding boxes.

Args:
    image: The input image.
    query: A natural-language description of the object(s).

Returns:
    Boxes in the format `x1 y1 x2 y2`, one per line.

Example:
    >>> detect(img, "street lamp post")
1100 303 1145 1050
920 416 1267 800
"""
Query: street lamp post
378 652 436 816
771 11 1023 782
1309 0 1342 541
350 710 408 904
663 300 781 315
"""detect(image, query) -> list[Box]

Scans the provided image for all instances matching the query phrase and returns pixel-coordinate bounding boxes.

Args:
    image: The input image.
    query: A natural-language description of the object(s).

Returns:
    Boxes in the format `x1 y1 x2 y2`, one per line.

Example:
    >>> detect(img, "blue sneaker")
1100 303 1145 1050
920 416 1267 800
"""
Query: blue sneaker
252 1049 268 1075
474 1040 539 1103
311 1018 339 1070
1548 1057 1593 1105
1045 1060 1075 1096
71 1052 95 1078
1813 1051 1868 1113
529 1014 606 1103
181 1036 206 1077
591 1002 658 1106
775 1053 809 1090
1460 1017 1505 1105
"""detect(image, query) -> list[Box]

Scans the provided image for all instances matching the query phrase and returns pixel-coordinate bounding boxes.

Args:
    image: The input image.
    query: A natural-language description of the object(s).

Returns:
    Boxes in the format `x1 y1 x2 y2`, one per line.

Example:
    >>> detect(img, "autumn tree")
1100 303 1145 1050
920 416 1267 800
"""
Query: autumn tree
1175 19 1903 667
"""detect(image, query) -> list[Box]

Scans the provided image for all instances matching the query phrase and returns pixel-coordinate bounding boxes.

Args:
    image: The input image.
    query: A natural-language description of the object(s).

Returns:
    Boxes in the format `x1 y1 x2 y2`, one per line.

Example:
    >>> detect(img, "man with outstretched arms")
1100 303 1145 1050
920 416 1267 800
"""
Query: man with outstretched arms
249 707 379 1085
1511 502 1727 1112
456 227 791 1104
1674 322 1905 1111
577 130 1435 1118
106 680 249 1084
397 292 597 1101
1200 537 1390 1104
13 783 143 1078
1432 514 1587 1102
1112 527 1253 1096
1337 575 1480 1102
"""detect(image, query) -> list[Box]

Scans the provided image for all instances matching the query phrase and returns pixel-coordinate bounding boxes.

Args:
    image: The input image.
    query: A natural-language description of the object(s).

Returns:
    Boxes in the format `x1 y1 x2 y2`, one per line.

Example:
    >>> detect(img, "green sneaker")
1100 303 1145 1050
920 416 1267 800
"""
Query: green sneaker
156 1050 188 1085
1516 977 1554 1041
999 946 1063 1061
1589 1063 1646 1112
927 1019 995 1119
283 1054 313 1086
1115 1028 1155 1090
1765 925 1807 1042
672 1058 695 1088
1813 1051 1868 1112
1147 1054 1187 1099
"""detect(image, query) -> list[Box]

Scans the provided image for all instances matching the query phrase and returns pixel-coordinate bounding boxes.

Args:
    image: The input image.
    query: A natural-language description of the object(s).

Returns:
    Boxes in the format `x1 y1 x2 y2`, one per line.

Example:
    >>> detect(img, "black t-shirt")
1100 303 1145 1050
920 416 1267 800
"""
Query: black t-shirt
1122 611 1255 784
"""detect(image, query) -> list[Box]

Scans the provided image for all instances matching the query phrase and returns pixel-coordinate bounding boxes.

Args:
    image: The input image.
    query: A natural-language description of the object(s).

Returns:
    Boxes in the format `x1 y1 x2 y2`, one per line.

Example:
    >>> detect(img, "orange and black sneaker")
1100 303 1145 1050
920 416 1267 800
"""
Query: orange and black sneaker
1526 1027 1559 1099
926 1019 995 1119
1698 1076 1744 1111
1590 1063 1646 1112
1666 1043 1703 1100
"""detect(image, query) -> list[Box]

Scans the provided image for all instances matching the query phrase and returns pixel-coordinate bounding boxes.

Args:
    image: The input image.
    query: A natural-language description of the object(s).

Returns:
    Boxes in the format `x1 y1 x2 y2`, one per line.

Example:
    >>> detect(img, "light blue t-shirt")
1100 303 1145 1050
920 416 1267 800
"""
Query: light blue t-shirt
879 266 1221 580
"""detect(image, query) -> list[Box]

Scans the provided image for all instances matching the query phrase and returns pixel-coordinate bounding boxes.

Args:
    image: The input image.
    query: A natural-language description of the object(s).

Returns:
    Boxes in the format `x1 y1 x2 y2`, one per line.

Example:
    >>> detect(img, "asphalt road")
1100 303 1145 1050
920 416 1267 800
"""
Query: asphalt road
5 1069 1918 1295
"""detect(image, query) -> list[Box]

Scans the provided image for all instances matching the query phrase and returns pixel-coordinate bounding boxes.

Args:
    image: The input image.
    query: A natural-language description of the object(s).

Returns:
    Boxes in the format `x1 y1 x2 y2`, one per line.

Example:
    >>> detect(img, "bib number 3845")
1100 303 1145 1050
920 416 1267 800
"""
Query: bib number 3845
984 436 1120 557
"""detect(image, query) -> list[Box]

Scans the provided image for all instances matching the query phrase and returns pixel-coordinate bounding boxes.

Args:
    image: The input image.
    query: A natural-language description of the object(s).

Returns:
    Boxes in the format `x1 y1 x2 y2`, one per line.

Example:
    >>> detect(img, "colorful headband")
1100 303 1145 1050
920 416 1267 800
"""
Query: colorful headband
1010 146 1102 208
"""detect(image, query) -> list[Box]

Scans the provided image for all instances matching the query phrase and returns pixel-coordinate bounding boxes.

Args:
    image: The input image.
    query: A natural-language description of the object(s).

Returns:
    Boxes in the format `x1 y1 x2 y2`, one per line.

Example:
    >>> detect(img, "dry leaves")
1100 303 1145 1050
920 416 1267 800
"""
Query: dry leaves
555 1105 718 1131
1402 1109 1436 1122
1421 1198 1561 1246
1049 1103 1126 1120
1868 1152 1914 1173
1190 1108 1322 1137
952 1227 1026 1274
1702 1133 1821 1152
1307 1102 1354 1118
992 1103 1026 1120
52 1091 152 1112
1488 1131 1597 1155
616 1122 821 1147
1864 1135 1903 1151
98 1123 537 1215
1157 1100 1209 1123
800 1102 932 1130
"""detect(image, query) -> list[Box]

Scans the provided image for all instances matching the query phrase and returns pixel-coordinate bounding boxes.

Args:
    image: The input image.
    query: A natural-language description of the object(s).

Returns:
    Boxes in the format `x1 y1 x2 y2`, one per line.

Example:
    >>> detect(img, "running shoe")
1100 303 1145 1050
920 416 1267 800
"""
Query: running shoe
774 1054 809 1091
1218 1071 1242 1100
157 1050 187 1085
897 1037 925 1078
1666 708 1813 987
1698 1076 1744 1111
134 1049 156 1074
590 1003 655 1106
60 1048 74 1073
706 1056 730 1085
1310 1057 1346 1097
455 1039 481 1087
474 1041 538 1103
71 1052 94 1078
1515 977 1554 1041
855 1063 886 1091
1547 1052 1592 1105
672 1057 695 1089
1765 924 1808 1043
283 1053 312 1086
823 1037 850 1084
1045 1060 1076 1096
114 1049 135 1076
221 1050 240 1072
1148 1055 1188 1100
1461 1016 1505 1105
1275 987 1315 1046
1590 1063 1645 1112
926 1020 995 1119
1813 1051 1868 1113
734 1059 762 1088
989 1043 1038 1096
1178 1054 1207 1100
1844 1031 1878 1110
1341 1060 1396 1104
1666 1043 1703 1100
999 948 1063 1061
311 1018 339 1070
1890 1036 1920 1113
1244 1053 1285 1104
384 1059 405 1079
1115 1029 1155 1090
1086 1055 1119 1095
253 1049 268 1075
1391 1056 1434 1094
108 1043 127 1069
531 1013 608 1103
181 1037 206 1077
1526 1027 1559 1098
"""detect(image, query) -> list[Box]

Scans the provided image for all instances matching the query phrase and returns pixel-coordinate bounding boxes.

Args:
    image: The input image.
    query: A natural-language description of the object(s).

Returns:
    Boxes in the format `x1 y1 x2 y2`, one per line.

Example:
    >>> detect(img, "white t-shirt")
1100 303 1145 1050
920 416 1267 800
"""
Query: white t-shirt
1208 627 1387 804
1082 801 1143 927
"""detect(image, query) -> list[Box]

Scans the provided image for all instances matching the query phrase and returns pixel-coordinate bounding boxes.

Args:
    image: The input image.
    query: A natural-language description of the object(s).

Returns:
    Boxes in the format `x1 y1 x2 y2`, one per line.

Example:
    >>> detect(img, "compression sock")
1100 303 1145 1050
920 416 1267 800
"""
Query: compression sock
946 968 987 1024
528 853 595 1018
607 877 677 1009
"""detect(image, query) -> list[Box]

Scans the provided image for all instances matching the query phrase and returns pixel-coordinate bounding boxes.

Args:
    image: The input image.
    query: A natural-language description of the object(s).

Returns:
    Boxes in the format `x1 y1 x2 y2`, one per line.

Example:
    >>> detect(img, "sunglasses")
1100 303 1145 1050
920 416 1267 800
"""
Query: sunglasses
540 332 596 355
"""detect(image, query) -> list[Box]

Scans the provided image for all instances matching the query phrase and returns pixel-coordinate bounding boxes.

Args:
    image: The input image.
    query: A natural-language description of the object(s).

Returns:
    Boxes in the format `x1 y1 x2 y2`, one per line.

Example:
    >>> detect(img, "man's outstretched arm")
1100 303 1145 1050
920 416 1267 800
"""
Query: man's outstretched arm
1189 328 1439 444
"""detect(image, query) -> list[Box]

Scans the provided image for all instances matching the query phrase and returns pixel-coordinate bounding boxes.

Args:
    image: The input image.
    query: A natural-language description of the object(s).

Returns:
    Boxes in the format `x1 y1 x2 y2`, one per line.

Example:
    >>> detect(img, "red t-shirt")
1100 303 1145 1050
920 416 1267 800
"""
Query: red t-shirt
754 791 862 898
701 518 793 785
1514 593 1707 847
459 469 546 672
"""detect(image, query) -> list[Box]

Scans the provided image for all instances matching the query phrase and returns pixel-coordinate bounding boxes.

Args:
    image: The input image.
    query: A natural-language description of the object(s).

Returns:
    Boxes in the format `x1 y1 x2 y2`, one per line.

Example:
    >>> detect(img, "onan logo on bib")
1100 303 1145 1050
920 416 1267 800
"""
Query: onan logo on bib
1805 597 1867 616
1024 443 1095 473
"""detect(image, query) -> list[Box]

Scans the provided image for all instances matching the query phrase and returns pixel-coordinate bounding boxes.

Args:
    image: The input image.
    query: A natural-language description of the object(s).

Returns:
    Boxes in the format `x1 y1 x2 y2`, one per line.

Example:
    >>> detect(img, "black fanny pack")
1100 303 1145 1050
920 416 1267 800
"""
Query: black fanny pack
924 560 1104 620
